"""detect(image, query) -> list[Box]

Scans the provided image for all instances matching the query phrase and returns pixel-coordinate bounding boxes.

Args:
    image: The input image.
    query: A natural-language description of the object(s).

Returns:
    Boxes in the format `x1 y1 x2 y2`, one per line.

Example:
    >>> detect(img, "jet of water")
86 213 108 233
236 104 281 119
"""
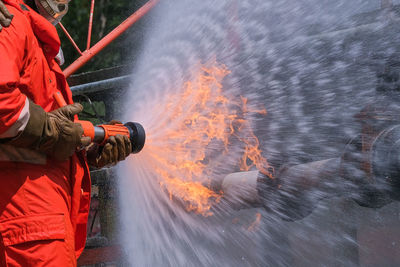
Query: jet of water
118 0 400 266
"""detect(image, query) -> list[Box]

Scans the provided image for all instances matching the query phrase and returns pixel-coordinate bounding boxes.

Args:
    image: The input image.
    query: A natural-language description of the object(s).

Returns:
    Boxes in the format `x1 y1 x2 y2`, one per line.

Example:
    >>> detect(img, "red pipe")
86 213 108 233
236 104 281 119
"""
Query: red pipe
87 0 95 50
59 22 83 56
63 0 159 78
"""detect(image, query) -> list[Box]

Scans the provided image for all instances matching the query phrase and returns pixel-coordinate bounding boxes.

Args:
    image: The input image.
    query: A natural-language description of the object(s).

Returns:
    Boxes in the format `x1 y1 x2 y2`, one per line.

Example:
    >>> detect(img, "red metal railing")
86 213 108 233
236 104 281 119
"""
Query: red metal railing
59 23 83 56
60 0 393 78
61 0 159 78
86 0 96 51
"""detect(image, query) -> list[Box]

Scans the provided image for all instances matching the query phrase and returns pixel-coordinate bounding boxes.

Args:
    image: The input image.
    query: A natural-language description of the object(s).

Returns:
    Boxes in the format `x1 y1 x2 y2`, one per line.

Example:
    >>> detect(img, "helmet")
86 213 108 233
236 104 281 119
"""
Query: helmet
34 0 71 24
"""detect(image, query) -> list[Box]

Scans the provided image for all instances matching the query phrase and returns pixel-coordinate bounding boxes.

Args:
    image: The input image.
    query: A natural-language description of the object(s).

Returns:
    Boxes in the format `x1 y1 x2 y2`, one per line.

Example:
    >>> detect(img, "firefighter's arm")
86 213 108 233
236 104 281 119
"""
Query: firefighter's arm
0 0 13 32
0 13 88 161
0 11 29 139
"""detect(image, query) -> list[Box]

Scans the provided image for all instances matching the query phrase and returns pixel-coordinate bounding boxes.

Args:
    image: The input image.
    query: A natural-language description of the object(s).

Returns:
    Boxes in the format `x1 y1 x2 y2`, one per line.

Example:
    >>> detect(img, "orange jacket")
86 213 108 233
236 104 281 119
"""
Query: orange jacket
0 0 90 261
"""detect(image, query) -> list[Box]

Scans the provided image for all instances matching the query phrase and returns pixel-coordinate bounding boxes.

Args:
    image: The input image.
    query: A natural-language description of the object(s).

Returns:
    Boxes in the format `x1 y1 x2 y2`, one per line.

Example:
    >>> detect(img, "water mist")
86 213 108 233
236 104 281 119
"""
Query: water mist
118 0 400 266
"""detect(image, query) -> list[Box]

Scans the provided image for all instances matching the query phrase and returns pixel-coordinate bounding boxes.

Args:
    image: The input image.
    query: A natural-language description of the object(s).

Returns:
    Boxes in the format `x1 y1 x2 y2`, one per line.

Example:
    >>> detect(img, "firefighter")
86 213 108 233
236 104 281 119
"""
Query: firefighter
0 0 131 265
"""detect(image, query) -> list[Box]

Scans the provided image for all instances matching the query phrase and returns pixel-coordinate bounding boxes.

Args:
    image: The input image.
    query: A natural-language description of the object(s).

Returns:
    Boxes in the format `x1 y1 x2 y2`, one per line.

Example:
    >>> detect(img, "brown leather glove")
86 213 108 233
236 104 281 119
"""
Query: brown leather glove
0 1 13 32
87 121 132 168
6 99 90 161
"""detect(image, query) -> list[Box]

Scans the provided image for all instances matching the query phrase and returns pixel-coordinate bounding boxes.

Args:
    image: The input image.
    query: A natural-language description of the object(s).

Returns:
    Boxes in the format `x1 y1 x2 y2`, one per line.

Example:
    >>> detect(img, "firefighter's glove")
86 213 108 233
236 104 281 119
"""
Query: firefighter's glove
6 100 90 161
0 1 13 32
87 121 132 168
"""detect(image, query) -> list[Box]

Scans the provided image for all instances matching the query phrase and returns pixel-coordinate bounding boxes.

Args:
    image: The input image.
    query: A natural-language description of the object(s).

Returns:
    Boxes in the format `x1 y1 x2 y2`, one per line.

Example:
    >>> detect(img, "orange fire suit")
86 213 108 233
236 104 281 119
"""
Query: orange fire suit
0 1 90 266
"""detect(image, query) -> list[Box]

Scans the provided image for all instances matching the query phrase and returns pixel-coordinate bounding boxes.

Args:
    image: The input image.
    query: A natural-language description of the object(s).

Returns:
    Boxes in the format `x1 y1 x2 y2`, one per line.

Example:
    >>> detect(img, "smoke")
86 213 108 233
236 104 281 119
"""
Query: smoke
118 0 400 266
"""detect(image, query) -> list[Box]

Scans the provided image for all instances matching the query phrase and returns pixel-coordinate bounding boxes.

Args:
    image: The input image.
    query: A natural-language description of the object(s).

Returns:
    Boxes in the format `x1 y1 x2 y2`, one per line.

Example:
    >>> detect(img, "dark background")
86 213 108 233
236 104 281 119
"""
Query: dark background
58 0 150 73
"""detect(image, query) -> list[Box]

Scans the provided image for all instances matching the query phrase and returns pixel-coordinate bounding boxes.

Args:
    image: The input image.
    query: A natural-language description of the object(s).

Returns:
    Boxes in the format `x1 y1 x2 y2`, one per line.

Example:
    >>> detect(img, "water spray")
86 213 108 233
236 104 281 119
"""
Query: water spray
54 92 146 153
222 122 400 221
111 0 400 265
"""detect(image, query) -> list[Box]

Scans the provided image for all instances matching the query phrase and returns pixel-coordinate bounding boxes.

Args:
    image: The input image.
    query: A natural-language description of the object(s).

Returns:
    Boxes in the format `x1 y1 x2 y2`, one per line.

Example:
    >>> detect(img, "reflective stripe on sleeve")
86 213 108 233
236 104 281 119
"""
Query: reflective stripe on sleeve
0 98 30 138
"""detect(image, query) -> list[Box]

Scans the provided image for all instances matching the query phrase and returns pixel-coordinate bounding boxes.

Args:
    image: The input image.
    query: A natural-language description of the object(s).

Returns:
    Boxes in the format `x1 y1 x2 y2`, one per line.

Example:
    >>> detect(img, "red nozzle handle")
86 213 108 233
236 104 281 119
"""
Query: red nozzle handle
79 120 95 141
99 124 130 145
54 91 68 107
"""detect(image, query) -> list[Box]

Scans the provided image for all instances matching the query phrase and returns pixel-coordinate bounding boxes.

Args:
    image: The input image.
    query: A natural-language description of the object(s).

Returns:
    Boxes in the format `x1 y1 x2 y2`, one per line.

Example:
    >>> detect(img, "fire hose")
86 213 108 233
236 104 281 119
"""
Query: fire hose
54 91 146 153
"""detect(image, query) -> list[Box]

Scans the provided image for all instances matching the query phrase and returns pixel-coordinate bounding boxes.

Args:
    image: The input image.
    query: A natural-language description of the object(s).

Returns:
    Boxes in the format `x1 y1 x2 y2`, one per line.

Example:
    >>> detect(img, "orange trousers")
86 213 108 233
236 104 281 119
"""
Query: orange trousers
0 161 77 267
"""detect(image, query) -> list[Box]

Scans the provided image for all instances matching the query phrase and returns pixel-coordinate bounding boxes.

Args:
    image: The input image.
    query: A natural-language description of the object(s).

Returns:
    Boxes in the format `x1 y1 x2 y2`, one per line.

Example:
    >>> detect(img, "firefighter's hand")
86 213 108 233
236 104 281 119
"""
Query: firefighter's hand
6 101 90 161
0 1 13 32
87 121 132 168
46 103 91 160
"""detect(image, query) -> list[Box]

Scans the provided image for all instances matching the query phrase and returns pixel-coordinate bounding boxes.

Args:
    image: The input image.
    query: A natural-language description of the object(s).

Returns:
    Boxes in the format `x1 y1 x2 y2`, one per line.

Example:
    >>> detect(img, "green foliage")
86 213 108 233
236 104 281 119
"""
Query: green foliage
79 101 106 125
58 0 150 73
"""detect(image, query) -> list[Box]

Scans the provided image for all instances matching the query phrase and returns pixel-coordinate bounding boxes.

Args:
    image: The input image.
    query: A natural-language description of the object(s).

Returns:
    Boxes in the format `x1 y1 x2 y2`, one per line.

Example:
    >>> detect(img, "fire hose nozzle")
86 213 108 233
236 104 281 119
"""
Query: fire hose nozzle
92 122 146 154
54 92 146 154
124 122 146 153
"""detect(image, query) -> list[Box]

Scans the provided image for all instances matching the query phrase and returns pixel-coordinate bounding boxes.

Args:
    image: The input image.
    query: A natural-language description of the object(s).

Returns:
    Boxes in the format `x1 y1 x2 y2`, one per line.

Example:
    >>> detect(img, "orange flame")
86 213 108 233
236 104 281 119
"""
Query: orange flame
145 61 273 216
247 213 262 232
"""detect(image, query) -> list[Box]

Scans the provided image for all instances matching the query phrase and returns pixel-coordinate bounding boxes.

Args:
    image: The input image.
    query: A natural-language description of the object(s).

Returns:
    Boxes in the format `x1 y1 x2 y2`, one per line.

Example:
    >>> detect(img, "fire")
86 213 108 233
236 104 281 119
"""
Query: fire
145 61 273 216
247 213 262 232
237 97 273 177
